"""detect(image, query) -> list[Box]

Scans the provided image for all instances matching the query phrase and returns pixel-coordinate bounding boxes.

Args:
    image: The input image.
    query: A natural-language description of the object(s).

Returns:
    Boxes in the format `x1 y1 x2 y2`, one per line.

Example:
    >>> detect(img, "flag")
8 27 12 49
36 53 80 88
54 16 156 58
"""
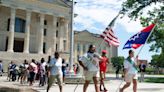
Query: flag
123 24 156 49
100 14 120 47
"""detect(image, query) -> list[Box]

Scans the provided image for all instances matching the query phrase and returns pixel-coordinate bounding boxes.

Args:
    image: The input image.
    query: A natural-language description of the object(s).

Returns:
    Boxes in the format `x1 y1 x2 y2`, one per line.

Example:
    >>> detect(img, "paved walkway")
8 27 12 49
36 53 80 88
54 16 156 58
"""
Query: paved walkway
0 75 164 92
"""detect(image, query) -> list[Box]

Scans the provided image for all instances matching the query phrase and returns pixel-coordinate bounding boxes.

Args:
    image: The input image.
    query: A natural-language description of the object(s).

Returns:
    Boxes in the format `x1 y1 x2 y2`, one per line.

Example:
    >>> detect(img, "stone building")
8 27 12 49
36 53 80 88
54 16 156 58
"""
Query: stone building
0 0 71 69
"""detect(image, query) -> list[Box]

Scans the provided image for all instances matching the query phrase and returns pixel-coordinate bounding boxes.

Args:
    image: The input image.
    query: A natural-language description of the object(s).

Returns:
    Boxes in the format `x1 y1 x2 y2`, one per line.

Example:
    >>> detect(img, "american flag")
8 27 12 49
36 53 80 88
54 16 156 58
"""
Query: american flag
100 13 120 47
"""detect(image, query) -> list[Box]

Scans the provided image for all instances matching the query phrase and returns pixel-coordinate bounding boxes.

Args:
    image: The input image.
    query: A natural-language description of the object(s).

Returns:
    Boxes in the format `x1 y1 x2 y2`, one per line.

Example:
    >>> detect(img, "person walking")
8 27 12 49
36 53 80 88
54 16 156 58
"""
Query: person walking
45 56 51 84
39 58 46 86
0 60 3 76
99 50 109 91
20 60 29 84
9 61 17 81
62 58 66 83
47 52 63 92
29 59 37 86
120 50 138 92
139 63 146 82
79 45 102 92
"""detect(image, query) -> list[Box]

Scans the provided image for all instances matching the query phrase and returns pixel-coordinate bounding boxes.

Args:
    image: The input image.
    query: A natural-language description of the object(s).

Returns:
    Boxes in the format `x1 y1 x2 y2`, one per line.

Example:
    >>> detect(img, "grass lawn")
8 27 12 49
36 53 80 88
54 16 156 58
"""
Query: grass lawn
144 78 164 83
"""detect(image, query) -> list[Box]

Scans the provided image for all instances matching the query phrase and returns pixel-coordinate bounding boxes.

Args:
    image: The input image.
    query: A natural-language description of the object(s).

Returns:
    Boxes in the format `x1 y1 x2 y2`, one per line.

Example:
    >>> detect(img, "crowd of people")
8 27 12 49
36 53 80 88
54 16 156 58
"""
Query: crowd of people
0 55 73 87
0 52 81 92
0 45 142 92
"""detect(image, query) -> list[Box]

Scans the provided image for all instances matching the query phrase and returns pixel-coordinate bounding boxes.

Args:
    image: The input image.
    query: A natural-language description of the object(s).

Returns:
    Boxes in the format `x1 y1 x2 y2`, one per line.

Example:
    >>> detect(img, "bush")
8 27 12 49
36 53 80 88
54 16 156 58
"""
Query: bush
145 67 155 74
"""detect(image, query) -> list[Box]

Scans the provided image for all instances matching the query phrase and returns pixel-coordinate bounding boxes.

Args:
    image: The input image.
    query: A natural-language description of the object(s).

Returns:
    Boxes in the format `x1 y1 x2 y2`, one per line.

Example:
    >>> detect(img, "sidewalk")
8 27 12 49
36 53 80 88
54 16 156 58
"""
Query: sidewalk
105 73 164 78
0 75 164 92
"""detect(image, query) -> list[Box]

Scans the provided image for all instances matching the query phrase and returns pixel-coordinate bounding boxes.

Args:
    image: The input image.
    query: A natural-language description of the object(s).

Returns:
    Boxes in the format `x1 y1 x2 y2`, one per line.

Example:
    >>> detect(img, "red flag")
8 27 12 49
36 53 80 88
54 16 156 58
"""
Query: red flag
123 24 156 49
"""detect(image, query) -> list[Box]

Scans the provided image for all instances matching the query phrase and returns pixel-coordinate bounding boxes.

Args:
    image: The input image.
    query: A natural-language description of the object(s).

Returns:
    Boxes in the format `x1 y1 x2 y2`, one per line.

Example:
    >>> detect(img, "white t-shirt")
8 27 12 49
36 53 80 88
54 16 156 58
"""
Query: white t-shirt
49 57 62 75
124 57 138 75
79 52 101 72
40 62 47 74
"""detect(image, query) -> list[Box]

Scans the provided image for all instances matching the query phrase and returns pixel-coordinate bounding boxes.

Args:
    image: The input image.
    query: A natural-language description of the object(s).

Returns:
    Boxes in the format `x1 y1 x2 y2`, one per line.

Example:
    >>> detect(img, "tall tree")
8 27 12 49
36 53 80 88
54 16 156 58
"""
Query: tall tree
122 0 164 65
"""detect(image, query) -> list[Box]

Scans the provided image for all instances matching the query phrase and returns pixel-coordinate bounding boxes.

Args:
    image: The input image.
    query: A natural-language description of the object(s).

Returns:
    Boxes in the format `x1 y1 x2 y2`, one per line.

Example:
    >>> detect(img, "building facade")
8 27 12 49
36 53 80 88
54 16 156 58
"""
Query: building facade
74 30 118 63
0 0 71 69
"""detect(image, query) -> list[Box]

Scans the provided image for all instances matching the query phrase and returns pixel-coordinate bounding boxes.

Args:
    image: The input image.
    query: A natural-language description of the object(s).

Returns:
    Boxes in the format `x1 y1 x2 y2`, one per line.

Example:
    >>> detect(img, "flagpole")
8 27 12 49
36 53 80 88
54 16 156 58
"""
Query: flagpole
69 0 74 73
97 39 105 49
136 24 156 56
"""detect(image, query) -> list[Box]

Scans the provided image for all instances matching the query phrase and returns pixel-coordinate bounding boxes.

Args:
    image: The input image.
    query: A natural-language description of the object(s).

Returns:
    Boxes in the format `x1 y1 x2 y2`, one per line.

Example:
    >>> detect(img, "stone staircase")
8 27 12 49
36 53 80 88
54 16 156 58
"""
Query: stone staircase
0 51 49 71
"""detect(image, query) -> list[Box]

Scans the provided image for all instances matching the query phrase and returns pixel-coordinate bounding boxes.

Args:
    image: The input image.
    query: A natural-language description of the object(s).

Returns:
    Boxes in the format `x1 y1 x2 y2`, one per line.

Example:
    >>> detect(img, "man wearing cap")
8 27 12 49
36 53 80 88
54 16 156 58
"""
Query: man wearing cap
99 50 109 91
79 45 102 92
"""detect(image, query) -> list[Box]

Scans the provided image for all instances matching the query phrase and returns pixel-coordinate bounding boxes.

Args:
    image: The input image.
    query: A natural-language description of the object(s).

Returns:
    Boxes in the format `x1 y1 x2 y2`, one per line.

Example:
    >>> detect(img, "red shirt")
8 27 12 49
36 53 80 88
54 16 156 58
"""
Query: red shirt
99 56 108 72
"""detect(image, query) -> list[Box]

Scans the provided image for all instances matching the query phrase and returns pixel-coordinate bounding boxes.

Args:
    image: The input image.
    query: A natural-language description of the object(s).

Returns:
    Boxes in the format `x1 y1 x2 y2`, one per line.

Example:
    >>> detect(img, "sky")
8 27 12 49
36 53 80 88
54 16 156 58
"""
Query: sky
73 0 160 62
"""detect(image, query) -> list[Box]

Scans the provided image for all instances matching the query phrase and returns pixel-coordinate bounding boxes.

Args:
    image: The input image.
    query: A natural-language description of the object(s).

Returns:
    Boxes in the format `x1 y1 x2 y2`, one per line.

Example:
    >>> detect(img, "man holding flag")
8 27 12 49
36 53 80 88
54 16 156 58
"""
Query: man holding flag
120 50 138 92
120 23 156 92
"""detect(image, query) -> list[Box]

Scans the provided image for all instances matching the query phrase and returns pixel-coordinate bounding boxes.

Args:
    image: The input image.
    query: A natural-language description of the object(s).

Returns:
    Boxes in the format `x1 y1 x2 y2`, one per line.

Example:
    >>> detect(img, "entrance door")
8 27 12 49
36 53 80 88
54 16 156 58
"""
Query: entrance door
14 39 24 52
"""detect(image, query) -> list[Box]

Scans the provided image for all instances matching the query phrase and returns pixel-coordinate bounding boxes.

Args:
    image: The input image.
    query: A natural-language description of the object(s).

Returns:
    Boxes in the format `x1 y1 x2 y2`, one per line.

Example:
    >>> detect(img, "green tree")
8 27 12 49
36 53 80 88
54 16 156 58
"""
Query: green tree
122 0 164 68
150 53 164 73
111 56 124 69
151 54 164 68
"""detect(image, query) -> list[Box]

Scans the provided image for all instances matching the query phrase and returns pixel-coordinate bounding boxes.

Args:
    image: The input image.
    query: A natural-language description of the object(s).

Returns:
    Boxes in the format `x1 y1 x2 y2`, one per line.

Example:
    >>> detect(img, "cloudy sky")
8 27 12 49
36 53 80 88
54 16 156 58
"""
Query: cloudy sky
74 0 159 61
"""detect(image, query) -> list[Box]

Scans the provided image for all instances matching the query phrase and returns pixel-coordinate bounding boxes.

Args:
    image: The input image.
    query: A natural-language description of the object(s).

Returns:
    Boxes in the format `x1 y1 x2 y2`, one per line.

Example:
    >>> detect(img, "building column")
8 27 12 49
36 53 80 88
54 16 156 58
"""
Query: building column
52 16 57 53
63 19 69 52
7 8 16 52
23 11 31 53
58 18 65 51
38 14 44 54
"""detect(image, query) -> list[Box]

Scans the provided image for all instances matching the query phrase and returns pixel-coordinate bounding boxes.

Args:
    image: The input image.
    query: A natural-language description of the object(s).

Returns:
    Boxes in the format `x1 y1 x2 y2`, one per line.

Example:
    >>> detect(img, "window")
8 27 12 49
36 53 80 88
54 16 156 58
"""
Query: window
63 40 66 51
56 22 59 27
56 30 58 37
77 44 80 52
7 19 10 31
15 17 26 33
43 42 46 53
44 29 47 36
56 44 58 51
7 18 26 33
44 20 47 25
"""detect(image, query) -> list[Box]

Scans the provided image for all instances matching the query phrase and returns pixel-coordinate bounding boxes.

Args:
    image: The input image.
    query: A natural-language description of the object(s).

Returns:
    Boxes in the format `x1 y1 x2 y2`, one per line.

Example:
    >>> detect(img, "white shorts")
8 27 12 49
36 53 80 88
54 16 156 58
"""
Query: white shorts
84 71 99 81
125 74 138 83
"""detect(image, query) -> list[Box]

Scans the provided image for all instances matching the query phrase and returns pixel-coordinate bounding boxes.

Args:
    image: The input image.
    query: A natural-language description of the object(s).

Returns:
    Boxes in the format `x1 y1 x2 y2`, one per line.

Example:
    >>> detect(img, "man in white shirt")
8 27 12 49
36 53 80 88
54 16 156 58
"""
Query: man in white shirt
79 45 102 92
47 52 63 92
120 50 138 92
